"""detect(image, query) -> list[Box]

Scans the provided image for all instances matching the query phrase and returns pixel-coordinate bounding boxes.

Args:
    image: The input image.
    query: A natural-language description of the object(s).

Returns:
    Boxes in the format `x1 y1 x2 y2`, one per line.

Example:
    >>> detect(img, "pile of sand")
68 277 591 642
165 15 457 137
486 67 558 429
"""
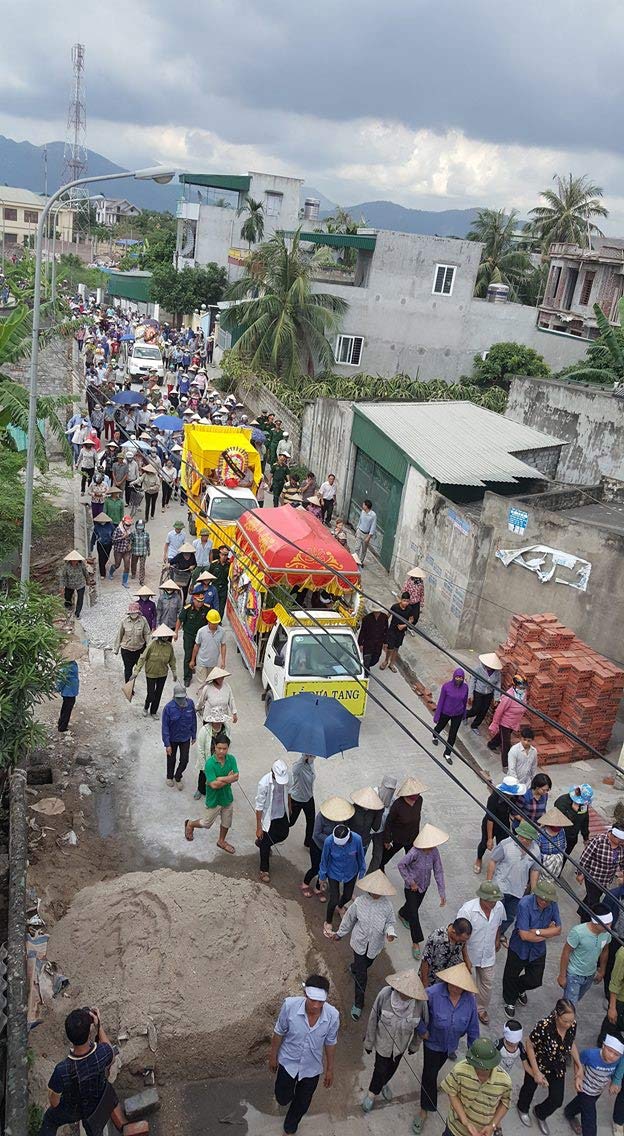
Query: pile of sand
46 868 316 1079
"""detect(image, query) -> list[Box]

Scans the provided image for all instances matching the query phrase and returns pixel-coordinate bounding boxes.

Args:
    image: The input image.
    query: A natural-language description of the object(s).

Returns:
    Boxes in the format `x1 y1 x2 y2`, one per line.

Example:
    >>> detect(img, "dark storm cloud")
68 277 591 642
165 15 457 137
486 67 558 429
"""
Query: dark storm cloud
1 0 622 161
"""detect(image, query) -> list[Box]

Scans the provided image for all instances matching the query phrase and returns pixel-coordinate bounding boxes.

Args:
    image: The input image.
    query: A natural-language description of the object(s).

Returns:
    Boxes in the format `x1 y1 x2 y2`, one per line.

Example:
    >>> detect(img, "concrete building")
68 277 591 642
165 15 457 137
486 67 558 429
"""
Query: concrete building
93 195 142 227
175 171 303 277
505 375 624 485
538 238 624 339
0 186 73 250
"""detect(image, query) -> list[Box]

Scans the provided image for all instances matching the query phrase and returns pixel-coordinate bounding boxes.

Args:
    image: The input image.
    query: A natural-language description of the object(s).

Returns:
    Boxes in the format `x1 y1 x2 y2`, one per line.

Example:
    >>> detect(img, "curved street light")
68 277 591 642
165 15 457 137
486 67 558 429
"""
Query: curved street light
21 166 178 583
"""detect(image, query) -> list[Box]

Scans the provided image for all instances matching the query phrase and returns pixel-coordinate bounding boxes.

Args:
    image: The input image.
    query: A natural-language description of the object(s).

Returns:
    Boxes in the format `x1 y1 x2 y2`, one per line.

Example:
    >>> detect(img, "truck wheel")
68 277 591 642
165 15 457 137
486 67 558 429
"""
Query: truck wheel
264 690 273 716
187 512 197 536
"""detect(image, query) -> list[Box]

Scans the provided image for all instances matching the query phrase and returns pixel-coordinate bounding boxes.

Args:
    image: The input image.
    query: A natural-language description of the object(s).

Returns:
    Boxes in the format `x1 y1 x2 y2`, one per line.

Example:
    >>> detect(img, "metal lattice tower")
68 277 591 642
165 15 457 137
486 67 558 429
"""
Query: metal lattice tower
61 44 89 236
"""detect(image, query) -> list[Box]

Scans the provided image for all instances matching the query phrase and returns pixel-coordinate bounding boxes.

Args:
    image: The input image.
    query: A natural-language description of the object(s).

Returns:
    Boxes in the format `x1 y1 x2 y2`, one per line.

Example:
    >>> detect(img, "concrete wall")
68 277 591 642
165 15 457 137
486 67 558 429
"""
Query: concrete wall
247 172 302 240
315 230 587 383
299 398 355 514
4 335 73 460
472 491 624 662
194 207 237 270
232 378 301 453
506 376 624 484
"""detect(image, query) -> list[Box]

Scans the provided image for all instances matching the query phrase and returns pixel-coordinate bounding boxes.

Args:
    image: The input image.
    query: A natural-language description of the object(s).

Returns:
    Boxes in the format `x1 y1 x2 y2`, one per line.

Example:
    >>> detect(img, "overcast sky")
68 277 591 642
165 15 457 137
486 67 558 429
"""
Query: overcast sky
2 0 624 227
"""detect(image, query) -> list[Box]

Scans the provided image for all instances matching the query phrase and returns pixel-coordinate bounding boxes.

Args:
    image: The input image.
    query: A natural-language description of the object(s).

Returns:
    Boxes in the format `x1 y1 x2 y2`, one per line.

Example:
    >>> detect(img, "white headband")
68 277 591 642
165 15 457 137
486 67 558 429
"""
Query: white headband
504 1025 523 1043
594 911 614 926
333 828 350 846
612 828 624 840
303 985 328 1002
605 1034 624 1055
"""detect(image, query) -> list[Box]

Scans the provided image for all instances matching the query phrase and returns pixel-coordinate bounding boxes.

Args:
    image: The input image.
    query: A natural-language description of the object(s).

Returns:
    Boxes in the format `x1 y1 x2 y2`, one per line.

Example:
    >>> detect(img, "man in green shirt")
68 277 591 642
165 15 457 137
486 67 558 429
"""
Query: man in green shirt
175 585 208 684
440 1038 511 1136
271 455 289 507
184 732 239 853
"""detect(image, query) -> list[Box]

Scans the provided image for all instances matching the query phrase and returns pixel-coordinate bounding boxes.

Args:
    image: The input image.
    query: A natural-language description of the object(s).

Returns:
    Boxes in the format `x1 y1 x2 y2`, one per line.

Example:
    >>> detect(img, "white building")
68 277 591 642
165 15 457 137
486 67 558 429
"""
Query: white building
175 170 303 273
93 195 142 227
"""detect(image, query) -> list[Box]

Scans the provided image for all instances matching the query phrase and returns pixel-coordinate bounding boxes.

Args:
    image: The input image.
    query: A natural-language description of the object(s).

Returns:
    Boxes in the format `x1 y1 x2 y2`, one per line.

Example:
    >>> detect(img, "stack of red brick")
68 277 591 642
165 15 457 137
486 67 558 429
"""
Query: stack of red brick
498 613 624 764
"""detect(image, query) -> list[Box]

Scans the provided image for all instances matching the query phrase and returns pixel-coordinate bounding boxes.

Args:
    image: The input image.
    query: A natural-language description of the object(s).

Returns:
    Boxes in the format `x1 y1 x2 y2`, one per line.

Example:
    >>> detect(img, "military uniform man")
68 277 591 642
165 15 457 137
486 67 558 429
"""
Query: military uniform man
175 585 209 685
210 547 231 618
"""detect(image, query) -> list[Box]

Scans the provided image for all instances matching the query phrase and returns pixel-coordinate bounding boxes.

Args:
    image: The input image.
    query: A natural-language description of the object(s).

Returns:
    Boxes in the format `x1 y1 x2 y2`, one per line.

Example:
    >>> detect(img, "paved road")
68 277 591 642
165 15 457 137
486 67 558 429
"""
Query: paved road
80 490 613 1136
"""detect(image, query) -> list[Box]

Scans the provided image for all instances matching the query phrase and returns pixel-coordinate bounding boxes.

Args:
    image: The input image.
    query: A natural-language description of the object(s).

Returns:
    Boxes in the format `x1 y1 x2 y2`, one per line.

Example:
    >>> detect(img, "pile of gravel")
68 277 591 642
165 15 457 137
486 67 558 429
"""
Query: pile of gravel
79 585 132 649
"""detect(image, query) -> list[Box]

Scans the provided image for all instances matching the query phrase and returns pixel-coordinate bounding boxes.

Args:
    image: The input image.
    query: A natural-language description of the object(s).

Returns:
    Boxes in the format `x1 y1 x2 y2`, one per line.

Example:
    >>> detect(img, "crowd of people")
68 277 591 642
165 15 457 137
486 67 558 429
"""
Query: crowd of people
43 300 624 1136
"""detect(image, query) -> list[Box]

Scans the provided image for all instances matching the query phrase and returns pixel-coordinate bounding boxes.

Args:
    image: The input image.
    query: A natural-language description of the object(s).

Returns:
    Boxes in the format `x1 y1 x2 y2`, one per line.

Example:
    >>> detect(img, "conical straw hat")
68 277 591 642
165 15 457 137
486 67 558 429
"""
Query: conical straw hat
152 623 175 638
351 787 384 810
539 806 573 828
407 567 426 579
93 513 112 524
356 870 396 897
160 579 180 591
206 667 231 682
386 969 427 1001
196 571 216 581
479 652 502 670
396 777 428 798
177 542 196 554
412 822 449 849
436 962 478 994
64 549 85 561
320 796 355 822
134 585 155 596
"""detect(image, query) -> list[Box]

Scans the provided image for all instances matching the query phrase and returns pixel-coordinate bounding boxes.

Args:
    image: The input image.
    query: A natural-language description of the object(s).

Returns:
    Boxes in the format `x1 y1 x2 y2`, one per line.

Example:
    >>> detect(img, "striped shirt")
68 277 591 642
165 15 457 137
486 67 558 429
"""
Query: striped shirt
579 1047 619 1096
441 1059 511 1136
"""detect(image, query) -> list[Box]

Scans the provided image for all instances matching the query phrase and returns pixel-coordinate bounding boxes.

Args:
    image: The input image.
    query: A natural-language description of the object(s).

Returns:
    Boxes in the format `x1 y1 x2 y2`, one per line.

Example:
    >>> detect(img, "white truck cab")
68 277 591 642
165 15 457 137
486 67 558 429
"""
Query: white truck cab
127 341 164 379
262 608 368 717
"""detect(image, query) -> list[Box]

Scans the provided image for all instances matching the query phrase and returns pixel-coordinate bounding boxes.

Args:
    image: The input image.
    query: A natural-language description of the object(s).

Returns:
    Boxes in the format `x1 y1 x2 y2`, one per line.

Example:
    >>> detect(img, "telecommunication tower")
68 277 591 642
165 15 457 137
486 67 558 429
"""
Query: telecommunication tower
61 43 89 237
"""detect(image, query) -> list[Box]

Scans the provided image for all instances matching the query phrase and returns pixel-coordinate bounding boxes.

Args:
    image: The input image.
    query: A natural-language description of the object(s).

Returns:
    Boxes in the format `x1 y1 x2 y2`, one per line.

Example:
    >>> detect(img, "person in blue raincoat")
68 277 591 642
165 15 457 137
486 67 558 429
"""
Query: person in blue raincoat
319 823 366 939
57 643 81 733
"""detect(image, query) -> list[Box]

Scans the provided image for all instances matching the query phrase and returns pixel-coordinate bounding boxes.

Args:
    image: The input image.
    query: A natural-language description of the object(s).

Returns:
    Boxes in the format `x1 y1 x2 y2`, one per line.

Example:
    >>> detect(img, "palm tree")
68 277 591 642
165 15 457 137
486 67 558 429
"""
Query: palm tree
0 304 72 469
562 297 624 386
238 197 265 249
221 230 348 383
527 174 608 250
323 207 365 268
467 208 533 299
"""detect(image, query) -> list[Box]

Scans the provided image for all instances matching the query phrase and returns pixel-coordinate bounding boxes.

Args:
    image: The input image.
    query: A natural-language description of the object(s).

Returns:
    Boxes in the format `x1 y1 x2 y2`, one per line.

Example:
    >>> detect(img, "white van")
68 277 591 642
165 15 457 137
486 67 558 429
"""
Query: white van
127 341 164 380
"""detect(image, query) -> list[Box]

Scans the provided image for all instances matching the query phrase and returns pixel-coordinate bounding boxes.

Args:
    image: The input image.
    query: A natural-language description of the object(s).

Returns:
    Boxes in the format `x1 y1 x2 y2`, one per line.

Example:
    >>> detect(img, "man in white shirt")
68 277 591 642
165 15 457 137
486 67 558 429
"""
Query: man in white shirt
255 760 291 882
319 474 337 526
163 520 186 563
507 727 538 787
457 881 505 1025
193 532 214 568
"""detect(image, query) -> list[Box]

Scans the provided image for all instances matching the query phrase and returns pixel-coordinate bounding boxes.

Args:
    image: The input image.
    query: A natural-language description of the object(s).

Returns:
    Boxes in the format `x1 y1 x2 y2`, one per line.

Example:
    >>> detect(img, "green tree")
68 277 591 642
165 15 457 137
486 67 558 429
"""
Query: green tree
0 449 56 563
0 305 72 469
470 341 550 390
467 209 533 299
0 584 65 769
323 207 365 268
561 298 624 384
526 174 608 250
149 263 227 323
238 196 265 248
221 230 348 384
57 253 106 292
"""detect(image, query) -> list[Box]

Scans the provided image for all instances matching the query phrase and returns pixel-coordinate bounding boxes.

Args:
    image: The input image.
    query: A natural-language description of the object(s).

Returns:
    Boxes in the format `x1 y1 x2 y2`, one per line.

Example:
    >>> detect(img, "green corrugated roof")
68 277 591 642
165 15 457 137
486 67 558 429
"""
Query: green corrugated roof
179 173 251 192
297 230 377 251
107 272 152 304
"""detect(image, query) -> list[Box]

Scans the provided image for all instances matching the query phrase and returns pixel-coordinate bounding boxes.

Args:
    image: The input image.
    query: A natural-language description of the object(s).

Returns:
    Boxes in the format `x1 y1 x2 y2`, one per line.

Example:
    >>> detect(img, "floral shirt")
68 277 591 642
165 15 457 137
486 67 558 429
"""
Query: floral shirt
529 1012 576 1079
403 577 424 606
421 926 464 986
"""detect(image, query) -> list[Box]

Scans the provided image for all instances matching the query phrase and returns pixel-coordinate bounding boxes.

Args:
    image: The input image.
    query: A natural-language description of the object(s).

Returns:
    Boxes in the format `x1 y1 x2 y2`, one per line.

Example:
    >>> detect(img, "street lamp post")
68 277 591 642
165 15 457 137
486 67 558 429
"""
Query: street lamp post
20 166 177 584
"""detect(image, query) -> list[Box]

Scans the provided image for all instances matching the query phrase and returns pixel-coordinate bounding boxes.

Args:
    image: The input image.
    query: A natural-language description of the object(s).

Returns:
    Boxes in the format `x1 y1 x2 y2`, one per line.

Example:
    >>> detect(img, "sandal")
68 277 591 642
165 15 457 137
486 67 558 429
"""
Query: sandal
299 884 314 898
259 871 271 883
473 862 482 874
184 820 194 842
315 889 326 901
389 664 397 672
411 945 421 960
217 840 235 854
412 1117 425 1134
478 1010 489 1024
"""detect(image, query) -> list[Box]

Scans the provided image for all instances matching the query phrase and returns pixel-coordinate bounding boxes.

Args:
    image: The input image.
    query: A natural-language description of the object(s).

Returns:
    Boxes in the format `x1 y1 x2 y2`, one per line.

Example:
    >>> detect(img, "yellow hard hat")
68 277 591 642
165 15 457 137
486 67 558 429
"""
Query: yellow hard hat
207 610 221 624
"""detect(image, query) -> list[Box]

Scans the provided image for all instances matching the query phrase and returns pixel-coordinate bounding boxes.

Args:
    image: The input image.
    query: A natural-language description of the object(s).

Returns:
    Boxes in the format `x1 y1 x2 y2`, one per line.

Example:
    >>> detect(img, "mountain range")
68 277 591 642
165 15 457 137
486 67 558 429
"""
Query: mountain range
0 136 179 211
0 137 482 238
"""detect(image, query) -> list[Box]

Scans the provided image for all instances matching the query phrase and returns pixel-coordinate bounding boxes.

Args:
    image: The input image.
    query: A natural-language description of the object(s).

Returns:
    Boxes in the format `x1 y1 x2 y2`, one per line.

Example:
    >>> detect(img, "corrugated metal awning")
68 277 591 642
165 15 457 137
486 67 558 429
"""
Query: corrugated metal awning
353 401 566 486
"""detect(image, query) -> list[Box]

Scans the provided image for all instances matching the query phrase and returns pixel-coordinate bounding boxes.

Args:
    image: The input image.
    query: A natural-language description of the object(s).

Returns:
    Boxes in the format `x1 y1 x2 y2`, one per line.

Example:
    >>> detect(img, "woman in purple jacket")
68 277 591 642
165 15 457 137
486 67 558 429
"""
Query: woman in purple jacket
432 668 469 765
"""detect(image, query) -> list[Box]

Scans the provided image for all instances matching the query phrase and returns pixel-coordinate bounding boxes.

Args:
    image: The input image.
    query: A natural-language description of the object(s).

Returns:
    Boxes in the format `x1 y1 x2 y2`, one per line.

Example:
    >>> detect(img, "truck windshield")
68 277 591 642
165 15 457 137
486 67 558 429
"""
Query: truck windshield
289 633 361 678
132 345 161 359
210 497 258 521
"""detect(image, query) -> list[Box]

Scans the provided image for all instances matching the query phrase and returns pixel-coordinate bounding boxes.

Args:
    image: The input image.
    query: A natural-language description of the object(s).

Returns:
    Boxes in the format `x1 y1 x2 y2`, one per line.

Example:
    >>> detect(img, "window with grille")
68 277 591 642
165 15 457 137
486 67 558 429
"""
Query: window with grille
432 264 456 295
24 210 39 224
264 192 283 218
579 271 596 306
335 334 363 366
3 208 17 221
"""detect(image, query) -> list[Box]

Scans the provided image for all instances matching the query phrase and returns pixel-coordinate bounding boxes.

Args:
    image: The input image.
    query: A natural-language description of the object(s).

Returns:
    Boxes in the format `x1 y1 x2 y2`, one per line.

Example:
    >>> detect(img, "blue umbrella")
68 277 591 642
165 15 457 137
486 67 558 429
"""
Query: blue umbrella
151 414 184 431
251 427 266 444
111 390 147 405
264 692 360 757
